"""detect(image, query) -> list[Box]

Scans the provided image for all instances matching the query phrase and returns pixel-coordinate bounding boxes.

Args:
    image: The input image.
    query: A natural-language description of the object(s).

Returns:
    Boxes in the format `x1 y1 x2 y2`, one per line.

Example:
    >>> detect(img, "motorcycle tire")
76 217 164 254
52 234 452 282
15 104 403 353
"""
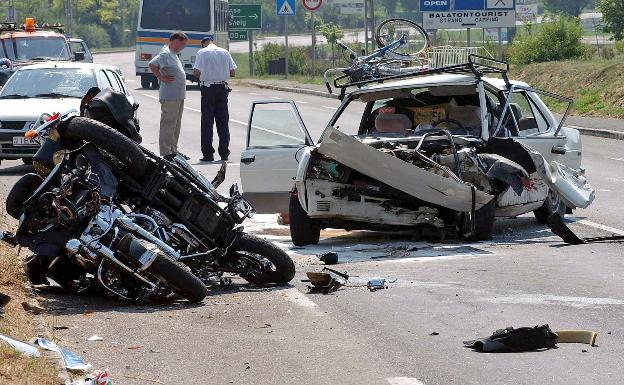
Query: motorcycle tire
6 173 43 220
62 117 147 178
146 253 208 303
233 233 295 285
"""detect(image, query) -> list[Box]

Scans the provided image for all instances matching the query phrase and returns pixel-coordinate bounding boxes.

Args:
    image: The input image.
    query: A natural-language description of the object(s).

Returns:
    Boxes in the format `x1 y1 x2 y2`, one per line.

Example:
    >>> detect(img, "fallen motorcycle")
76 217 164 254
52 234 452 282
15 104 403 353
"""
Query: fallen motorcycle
1 89 295 302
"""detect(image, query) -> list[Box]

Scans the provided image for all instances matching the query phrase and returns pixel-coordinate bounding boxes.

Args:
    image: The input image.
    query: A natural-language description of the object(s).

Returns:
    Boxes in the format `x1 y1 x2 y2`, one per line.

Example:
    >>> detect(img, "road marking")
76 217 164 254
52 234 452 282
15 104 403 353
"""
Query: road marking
571 217 624 236
323 106 338 110
609 157 624 162
387 378 425 385
294 100 309 104
230 118 247 126
269 96 282 100
597 189 611 192
279 287 320 311
484 293 624 308
248 92 261 96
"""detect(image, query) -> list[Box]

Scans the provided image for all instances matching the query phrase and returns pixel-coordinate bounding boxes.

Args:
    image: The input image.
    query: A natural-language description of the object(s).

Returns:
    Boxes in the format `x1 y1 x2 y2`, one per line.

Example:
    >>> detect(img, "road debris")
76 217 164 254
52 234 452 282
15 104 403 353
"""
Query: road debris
87 335 104 342
35 338 92 371
0 333 41 357
306 268 349 294
464 325 598 353
548 214 624 245
71 369 113 385
367 277 387 291
0 291 9 317
319 252 339 265
21 299 45 314
430 332 440 336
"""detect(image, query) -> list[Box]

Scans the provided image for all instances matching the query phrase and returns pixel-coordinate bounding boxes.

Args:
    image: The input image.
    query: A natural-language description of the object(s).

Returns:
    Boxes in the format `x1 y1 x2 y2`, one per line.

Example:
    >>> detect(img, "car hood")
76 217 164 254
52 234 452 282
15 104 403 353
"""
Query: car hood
0 98 81 121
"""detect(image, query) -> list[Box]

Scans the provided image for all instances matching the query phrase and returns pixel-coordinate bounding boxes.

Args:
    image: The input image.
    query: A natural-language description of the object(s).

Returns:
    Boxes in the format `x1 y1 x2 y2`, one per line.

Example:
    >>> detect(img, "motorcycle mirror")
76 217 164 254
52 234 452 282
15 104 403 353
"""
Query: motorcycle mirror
211 162 227 188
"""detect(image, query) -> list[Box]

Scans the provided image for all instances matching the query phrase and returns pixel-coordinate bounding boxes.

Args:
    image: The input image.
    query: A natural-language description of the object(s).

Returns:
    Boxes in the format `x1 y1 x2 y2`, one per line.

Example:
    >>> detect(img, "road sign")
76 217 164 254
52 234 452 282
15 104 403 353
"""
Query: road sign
277 0 296 16
487 0 515 10
422 10 516 29
334 0 364 14
229 4 262 30
516 3 537 22
303 0 322 11
229 30 248 41
420 0 450 12
455 0 484 10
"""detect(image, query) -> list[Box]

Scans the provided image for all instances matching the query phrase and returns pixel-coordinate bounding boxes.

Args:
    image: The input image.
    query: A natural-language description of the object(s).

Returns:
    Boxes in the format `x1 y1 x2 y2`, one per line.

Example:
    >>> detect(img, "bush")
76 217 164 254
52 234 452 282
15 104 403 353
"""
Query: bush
74 24 111 49
253 43 310 76
509 15 588 65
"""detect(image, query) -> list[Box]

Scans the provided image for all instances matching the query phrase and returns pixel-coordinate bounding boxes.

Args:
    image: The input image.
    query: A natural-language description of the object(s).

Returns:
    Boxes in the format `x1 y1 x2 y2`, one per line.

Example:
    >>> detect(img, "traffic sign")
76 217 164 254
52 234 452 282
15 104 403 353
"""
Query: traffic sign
487 0 515 9
229 30 249 41
277 0 296 16
303 0 322 12
420 0 450 12
455 0 484 10
422 10 516 29
229 4 262 30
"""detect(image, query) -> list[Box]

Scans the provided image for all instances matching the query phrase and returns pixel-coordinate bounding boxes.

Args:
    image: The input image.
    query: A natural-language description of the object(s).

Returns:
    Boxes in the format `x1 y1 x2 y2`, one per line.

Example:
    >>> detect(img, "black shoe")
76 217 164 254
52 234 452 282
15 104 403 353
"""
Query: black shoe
200 156 214 162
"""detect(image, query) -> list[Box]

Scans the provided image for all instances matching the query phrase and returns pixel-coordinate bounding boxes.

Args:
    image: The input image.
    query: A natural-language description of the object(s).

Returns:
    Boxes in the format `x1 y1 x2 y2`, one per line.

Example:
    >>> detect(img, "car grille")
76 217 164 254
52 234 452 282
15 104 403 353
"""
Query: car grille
0 121 27 130
316 201 331 212
0 143 39 156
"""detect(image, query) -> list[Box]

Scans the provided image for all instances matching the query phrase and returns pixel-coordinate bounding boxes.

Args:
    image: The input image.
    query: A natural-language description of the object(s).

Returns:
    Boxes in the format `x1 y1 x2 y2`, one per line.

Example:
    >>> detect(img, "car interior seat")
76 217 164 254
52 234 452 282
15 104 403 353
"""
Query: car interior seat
374 113 412 135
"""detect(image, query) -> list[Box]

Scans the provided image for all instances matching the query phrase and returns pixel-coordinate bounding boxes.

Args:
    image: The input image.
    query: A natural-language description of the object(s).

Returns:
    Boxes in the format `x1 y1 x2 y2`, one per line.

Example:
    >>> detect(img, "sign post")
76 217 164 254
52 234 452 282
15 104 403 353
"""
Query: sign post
277 0 296 79
229 4 262 78
302 0 323 77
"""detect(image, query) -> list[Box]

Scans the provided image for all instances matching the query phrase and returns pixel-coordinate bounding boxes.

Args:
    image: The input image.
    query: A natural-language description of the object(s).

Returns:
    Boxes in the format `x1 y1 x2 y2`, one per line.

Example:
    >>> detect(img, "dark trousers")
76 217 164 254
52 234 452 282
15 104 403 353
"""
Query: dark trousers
200 84 230 159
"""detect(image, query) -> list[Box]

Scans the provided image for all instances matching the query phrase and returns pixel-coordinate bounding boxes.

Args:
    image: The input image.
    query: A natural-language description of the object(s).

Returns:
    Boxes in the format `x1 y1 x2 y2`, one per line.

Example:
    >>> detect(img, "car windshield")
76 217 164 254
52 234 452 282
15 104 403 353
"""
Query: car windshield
140 0 211 31
1 36 71 61
332 84 483 137
0 68 96 99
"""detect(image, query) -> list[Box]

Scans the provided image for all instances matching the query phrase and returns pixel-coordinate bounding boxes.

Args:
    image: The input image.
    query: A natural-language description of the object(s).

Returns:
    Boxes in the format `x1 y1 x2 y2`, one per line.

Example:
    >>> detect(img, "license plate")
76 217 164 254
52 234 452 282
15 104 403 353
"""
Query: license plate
12 136 37 146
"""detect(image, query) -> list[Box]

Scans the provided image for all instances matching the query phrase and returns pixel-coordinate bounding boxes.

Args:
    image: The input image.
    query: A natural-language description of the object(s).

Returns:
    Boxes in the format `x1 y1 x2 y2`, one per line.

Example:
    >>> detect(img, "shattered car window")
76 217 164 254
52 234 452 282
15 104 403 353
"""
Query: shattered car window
508 92 550 135
248 103 307 147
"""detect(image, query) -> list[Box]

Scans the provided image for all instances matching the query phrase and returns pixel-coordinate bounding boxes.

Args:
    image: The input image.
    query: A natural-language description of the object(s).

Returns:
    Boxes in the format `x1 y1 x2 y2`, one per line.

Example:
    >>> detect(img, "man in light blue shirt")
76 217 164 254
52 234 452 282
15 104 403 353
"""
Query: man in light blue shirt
193 35 237 162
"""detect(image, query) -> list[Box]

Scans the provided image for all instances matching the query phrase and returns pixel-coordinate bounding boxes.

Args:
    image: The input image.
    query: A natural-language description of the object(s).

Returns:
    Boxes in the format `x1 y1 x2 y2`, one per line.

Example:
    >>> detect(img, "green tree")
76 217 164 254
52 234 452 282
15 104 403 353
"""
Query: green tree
317 22 344 67
598 0 624 40
541 0 590 16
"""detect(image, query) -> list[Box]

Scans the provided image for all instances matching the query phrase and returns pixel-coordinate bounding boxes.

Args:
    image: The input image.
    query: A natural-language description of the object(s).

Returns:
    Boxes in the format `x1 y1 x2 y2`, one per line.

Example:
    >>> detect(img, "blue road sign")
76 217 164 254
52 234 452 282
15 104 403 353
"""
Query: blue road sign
419 0 450 12
486 0 515 10
276 0 296 16
455 0 485 10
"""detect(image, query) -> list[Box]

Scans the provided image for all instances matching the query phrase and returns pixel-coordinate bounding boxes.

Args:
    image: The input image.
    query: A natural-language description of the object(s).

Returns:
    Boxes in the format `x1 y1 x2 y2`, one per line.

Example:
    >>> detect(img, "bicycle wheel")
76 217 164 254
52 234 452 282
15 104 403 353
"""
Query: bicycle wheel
376 18 430 59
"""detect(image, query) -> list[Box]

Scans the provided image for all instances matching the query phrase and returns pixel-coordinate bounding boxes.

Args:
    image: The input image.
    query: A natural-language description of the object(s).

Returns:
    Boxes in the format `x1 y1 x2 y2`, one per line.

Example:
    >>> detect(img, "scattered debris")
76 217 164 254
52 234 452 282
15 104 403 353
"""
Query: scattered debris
0 333 41 357
367 277 387 291
464 325 599 353
21 299 45 314
548 214 624 245
319 252 338 265
582 349 588 353
430 332 440 336
88 335 104 342
35 338 92 371
306 268 349 294
127 345 142 350
0 291 9 317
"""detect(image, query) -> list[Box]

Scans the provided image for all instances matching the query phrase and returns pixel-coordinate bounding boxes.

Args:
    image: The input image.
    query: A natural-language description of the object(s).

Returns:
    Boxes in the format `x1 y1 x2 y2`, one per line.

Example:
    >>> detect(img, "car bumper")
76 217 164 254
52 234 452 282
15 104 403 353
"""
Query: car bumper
0 131 40 159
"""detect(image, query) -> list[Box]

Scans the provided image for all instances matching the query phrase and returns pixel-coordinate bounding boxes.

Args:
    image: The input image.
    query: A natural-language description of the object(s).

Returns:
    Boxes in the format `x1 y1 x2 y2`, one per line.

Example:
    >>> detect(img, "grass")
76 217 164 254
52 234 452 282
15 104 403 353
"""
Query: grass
231 52 325 85
510 58 624 119
0 242 58 384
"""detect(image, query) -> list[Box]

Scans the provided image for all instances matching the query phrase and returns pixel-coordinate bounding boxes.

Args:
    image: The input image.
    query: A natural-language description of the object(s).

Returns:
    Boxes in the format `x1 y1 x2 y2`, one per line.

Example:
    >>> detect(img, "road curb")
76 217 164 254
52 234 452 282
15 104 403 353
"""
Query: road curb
238 81 338 100
239 82 624 141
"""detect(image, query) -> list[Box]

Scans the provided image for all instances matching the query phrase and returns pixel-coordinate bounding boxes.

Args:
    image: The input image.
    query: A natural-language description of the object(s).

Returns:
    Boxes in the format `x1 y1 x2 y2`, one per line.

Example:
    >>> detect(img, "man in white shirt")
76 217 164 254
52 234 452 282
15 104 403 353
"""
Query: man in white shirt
193 35 237 162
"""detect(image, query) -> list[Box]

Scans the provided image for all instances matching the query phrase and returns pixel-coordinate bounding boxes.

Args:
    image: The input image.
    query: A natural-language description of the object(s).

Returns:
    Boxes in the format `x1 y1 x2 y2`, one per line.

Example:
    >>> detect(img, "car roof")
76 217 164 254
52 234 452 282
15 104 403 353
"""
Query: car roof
14 62 118 71
351 73 530 96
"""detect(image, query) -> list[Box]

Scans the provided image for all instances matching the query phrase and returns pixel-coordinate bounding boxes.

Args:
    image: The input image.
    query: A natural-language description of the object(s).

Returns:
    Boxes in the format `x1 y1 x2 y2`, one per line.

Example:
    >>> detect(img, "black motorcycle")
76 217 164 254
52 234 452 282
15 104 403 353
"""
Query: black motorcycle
1 89 295 302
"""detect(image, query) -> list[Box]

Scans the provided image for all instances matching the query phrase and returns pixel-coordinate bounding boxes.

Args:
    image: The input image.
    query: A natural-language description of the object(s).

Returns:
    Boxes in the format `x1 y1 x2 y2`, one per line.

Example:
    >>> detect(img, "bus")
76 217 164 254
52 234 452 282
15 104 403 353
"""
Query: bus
135 0 229 89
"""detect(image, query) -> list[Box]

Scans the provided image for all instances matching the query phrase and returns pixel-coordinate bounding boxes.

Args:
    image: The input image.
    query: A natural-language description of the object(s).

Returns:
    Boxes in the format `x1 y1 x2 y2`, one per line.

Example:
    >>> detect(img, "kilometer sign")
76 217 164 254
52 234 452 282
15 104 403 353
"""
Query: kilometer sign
303 0 322 11
422 10 516 29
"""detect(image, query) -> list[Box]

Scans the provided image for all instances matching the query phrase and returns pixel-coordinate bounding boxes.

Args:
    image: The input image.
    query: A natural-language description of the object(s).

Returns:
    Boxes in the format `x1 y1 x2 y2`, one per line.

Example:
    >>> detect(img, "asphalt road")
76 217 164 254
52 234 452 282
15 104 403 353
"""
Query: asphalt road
1 52 624 385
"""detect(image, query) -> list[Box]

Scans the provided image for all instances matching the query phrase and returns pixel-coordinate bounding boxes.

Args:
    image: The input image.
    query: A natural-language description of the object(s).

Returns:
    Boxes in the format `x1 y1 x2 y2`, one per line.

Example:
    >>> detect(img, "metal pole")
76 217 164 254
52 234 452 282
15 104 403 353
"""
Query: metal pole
311 12 316 77
66 0 73 36
363 0 369 54
285 17 289 79
249 30 254 77
498 27 502 59
7 0 15 23
467 27 471 47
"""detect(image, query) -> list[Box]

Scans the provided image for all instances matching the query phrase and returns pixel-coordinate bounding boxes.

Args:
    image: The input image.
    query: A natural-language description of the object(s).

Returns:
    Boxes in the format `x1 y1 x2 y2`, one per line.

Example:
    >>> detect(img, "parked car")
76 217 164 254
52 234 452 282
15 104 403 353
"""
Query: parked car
239 61 595 245
0 62 135 165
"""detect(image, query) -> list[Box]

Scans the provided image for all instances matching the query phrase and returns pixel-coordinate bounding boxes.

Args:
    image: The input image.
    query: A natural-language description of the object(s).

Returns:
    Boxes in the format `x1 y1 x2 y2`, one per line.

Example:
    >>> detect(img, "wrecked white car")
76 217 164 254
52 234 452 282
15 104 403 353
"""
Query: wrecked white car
239 59 595 246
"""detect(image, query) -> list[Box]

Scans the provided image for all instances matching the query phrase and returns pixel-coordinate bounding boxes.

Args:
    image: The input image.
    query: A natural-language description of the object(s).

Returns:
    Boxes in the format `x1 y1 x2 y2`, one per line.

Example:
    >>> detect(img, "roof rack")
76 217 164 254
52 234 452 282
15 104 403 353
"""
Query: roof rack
0 22 65 34
331 54 511 100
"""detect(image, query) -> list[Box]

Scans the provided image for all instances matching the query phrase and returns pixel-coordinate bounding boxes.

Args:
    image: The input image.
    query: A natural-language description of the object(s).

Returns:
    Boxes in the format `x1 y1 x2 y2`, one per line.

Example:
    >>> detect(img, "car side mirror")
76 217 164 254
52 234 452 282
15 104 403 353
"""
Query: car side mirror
74 51 85 61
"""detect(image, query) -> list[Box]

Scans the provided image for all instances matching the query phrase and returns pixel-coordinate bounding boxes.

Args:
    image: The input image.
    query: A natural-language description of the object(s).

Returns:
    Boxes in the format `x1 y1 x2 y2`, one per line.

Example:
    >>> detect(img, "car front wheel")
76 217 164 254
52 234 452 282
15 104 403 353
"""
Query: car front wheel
289 194 320 246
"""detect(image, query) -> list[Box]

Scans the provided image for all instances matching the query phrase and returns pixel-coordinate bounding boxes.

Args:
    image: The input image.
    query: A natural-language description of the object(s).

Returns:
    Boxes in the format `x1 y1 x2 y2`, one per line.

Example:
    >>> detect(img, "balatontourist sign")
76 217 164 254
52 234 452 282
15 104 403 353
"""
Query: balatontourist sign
422 10 516 29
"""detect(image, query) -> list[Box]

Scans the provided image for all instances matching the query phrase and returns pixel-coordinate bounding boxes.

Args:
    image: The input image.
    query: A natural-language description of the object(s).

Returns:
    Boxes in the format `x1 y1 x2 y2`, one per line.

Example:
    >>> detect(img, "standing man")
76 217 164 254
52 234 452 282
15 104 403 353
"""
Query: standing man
148 32 188 159
193 35 237 162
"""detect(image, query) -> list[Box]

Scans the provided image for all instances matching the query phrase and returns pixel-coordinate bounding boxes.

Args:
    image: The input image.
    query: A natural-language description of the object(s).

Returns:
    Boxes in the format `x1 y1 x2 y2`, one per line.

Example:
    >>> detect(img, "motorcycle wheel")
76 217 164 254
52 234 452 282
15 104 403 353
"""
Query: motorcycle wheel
6 173 43 219
232 233 295 285
146 253 208 303
62 117 147 178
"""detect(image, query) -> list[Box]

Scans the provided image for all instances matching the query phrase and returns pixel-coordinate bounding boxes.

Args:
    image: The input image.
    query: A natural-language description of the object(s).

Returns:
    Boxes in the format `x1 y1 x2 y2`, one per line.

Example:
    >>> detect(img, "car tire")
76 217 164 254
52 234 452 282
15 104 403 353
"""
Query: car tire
289 194 320 246
534 190 566 224
464 199 496 241
62 117 147 178
21 157 33 165
140 75 151 89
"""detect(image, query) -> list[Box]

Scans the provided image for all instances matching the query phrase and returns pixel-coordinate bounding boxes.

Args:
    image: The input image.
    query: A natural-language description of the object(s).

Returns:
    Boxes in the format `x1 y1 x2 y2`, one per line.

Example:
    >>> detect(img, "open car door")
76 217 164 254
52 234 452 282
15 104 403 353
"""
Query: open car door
240 100 313 213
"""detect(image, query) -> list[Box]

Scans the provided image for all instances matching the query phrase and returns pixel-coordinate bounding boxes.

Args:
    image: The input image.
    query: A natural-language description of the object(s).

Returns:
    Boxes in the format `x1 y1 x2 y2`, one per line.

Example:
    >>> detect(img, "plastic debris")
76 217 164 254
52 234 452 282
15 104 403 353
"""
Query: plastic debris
319 252 338 265
35 338 92 371
88 335 104 342
367 277 387 291
70 370 113 385
306 268 349 294
0 333 41 357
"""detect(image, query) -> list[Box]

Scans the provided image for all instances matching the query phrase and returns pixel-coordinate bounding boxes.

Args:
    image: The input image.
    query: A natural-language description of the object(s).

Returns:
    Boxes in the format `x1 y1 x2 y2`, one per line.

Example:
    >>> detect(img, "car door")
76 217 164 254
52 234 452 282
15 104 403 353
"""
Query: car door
69 39 93 63
240 101 313 214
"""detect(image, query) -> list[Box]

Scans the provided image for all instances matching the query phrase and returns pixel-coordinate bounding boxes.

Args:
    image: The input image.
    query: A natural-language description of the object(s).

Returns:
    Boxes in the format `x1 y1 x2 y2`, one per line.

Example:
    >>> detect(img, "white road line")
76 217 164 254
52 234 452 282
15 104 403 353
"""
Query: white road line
248 92 261 96
571 218 624 236
323 106 338 110
387 378 425 385
609 157 624 162
269 96 282 100
230 118 247 126
597 189 611 192
279 287 320 312
294 100 309 104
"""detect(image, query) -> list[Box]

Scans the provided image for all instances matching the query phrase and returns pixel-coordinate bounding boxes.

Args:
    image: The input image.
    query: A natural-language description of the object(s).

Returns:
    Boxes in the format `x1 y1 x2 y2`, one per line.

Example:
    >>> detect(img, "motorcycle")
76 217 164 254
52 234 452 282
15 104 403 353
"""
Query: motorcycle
1 89 295 302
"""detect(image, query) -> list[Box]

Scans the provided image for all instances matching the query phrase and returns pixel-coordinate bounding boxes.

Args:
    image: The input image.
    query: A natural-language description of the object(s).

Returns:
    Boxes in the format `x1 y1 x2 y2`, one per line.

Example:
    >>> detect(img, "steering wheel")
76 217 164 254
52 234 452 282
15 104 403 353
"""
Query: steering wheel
432 118 469 134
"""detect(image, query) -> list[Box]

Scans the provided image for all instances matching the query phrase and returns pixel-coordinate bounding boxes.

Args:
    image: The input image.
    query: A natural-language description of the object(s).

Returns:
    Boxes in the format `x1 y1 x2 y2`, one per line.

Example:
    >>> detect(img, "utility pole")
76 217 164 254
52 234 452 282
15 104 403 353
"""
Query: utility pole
311 12 316 77
284 17 289 79
65 0 73 36
4 0 16 23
